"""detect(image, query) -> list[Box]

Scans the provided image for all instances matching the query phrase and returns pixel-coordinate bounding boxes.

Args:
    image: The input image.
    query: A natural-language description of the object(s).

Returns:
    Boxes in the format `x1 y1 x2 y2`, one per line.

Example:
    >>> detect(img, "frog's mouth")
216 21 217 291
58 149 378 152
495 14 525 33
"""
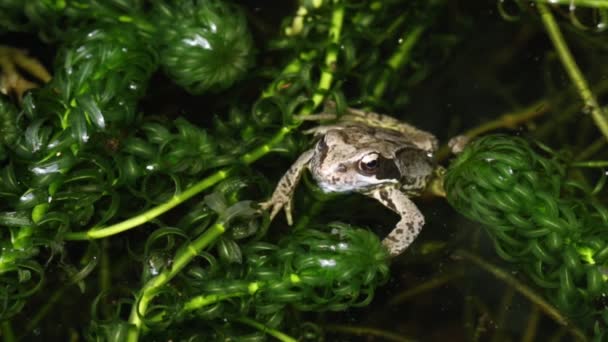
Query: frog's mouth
315 176 399 194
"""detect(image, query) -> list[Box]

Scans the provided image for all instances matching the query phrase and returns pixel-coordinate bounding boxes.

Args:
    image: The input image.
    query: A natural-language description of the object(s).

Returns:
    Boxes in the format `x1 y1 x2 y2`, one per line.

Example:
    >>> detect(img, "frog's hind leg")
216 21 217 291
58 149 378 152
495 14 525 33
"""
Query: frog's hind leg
367 187 425 257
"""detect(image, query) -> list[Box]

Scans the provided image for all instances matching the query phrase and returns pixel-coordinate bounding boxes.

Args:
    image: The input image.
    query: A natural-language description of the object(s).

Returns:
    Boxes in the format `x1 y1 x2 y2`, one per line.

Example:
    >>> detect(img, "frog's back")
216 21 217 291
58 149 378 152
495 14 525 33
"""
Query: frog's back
338 107 438 153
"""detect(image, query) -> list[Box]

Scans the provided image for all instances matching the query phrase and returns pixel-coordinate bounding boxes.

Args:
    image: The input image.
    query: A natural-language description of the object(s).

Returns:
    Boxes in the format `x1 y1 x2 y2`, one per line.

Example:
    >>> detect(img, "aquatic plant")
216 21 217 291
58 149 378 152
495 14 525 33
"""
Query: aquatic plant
445 135 608 334
0 0 403 340
0 0 607 340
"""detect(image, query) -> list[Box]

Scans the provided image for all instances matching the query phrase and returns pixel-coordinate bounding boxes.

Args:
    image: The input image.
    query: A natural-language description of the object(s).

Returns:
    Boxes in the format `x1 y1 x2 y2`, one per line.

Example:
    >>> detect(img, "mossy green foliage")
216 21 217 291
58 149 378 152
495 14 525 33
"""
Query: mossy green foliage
102 223 388 341
0 0 443 339
154 0 254 94
445 135 608 332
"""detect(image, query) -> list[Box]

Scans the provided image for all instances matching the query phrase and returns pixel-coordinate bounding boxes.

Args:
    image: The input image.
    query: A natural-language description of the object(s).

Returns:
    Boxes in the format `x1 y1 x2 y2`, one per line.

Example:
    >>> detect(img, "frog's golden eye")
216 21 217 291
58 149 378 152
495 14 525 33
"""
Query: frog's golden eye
358 153 380 175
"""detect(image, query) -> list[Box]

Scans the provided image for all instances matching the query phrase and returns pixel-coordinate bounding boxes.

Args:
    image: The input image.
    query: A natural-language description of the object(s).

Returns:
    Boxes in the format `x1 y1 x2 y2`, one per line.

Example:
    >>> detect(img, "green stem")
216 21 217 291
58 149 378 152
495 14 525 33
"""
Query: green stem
100 239 112 317
371 25 425 101
388 269 465 306
127 222 226 341
309 3 345 112
234 316 297 342
64 168 232 240
182 292 246 312
538 3 608 141
65 1 345 242
154 274 301 320
534 0 608 8
1 321 16 342
570 160 608 168
436 99 549 162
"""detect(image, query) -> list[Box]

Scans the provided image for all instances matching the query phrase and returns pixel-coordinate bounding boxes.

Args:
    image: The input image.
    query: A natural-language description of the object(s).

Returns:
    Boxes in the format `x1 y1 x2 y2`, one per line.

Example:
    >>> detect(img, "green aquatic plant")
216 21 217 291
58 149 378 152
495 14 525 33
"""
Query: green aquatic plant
154 0 254 94
0 0 431 340
0 0 607 340
445 135 608 334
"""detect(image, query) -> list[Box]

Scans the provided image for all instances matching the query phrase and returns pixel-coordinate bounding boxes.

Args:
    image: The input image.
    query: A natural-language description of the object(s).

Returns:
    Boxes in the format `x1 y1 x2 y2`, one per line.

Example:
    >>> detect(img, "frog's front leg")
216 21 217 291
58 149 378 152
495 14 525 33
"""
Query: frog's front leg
367 187 424 257
260 149 314 225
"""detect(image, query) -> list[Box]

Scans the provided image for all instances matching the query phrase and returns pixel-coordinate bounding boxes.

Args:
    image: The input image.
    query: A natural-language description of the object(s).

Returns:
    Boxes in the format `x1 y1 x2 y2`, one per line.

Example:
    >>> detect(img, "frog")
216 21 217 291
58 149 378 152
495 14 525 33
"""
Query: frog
260 104 439 257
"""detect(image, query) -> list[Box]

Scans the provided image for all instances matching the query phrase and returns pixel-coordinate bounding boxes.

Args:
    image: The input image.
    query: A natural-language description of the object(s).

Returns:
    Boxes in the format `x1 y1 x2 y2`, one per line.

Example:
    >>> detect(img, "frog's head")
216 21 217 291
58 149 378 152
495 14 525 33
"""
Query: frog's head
310 130 404 193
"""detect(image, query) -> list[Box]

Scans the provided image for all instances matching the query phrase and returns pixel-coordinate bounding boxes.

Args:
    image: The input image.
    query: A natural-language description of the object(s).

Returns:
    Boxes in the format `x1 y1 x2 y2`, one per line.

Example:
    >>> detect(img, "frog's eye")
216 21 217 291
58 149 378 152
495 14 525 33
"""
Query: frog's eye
358 153 380 175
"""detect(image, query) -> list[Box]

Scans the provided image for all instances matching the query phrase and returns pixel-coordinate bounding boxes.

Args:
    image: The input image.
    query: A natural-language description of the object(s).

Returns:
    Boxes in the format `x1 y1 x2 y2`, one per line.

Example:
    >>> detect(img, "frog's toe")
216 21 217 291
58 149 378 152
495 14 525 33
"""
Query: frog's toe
284 198 294 225
268 203 283 221
448 135 469 154
0 45 51 101
258 200 280 220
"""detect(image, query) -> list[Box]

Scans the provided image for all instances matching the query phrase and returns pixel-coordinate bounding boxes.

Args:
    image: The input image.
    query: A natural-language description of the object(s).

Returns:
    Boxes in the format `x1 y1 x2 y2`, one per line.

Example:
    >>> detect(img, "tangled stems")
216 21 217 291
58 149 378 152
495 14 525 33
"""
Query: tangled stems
537 3 608 141
127 222 226 340
121 3 345 339
233 317 297 342
129 223 389 340
64 2 345 242
64 170 231 240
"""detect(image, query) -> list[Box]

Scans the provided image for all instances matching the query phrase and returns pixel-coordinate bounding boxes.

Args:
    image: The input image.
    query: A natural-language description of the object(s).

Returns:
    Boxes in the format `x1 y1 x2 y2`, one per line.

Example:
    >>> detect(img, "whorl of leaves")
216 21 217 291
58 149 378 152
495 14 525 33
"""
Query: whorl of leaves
153 0 255 94
445 135 608 330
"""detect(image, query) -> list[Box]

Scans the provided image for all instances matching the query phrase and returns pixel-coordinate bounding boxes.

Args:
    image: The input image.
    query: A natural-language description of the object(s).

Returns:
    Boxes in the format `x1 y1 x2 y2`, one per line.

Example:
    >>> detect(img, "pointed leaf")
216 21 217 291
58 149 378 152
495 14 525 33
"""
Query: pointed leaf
77 95 105 130
69 109 89 144
0 211 33 226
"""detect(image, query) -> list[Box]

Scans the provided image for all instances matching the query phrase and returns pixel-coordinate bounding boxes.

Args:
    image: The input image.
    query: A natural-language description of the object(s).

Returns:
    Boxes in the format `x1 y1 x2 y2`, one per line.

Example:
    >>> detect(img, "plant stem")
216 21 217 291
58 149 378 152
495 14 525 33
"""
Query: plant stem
309 3 344 111
388 269 465 305
436 99 549 161
325 324 415 342
371 25 425 101
65 2 345 242
64 169 232 240
491 287 515 342
571 160 608 168
182 292 246 312
24 286 67 335
127 222 226 341
453 249 587 341
538 3 608 141
534 0 608 8
234 316 297 342
522 306 540 342
1 321 16 342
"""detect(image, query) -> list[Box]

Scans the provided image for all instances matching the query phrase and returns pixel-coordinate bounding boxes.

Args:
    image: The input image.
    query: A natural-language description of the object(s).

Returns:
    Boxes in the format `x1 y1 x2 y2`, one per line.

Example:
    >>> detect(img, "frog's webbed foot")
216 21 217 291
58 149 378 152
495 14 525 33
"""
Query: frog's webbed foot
0 45 52 101
259 149 314 225
368 187 425 257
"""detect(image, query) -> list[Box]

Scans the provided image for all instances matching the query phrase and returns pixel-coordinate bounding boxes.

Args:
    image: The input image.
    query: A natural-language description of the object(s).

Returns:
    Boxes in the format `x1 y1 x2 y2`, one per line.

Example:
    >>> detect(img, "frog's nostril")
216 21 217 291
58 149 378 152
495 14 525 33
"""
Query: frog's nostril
336 163 347 173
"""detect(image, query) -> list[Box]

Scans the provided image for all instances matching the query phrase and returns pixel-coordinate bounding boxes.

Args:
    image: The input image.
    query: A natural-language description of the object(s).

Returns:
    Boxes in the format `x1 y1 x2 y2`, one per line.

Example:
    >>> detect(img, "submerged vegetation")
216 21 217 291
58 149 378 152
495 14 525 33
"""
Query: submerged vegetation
0 0 607 340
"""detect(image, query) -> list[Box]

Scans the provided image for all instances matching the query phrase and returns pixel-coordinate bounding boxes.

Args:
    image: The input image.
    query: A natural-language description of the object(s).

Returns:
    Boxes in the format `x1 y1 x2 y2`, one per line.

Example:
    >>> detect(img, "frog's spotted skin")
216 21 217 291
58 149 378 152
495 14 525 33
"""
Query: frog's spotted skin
260 106 437 257
369 187 425 256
